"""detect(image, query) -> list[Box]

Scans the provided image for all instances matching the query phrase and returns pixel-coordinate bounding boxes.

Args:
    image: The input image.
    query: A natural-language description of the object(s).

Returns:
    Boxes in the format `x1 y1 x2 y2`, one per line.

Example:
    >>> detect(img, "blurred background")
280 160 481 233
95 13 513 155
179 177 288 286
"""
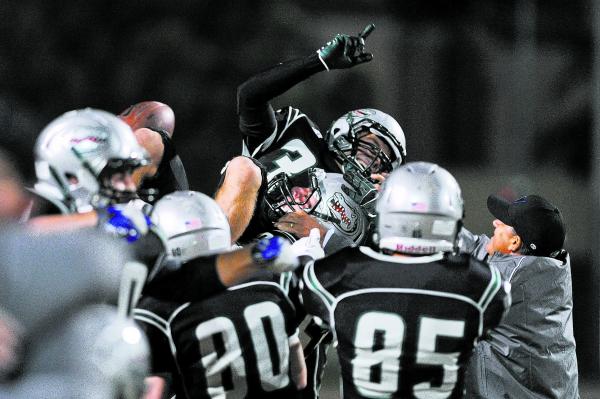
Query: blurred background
0 0 598 394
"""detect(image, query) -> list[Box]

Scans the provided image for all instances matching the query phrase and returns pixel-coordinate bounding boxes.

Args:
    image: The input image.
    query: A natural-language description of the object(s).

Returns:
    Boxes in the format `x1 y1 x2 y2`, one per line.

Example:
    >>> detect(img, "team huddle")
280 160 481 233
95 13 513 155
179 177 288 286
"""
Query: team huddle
2 24 579 399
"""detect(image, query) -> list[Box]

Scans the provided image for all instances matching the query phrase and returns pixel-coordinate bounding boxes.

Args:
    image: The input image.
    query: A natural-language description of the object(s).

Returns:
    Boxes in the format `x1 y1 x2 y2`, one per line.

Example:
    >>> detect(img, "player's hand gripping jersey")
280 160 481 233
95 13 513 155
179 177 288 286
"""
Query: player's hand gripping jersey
302 247 509 399
135 271 301 399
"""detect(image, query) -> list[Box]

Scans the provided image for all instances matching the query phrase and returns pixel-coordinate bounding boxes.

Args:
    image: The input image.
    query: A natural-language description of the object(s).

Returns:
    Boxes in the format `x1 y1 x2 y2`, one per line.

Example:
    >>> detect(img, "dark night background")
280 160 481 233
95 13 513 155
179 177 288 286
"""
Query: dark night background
1 0 598 394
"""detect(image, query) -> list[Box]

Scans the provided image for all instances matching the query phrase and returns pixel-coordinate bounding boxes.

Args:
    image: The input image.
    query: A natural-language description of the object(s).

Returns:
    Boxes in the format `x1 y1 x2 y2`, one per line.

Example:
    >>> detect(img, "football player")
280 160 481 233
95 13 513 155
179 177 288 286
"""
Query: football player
215 24 407 246
301 162 511 398
262 169 370 256
135 191 307 398
24 108 153 238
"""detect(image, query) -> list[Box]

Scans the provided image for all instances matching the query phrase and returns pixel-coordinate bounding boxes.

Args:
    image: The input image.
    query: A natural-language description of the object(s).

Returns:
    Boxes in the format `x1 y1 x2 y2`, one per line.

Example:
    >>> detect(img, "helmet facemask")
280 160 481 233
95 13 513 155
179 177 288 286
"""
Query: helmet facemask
333 125 395 176
34 108 151 213
96 157 148 206
265 169 324 221
327 109 406 176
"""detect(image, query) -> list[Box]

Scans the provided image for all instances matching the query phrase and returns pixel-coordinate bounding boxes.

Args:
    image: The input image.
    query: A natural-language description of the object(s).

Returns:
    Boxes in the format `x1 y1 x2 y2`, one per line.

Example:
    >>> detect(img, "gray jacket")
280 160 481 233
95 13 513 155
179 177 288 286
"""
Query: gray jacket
460 228 579 399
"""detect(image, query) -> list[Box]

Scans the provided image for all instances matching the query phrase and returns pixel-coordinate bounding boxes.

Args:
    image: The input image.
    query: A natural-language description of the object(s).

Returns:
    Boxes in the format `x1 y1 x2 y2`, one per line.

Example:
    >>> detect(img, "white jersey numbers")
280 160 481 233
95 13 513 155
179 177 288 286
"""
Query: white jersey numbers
266 139 317 181
413 317 464 399
352 312 404 398
244 302 290 391
351 311 465 398
195 301 290 397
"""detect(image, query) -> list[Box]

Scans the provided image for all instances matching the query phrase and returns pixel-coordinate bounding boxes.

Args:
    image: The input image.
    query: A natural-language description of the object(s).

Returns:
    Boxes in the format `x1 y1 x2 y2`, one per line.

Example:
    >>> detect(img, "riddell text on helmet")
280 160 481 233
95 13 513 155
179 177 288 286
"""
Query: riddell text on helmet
395 244 436 254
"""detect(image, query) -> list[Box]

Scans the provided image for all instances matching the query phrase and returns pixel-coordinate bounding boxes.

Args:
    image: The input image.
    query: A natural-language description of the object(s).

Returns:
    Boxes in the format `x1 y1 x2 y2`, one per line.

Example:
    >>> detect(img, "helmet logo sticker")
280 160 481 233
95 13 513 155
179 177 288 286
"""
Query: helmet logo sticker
327 192 359 233
69 131 109 154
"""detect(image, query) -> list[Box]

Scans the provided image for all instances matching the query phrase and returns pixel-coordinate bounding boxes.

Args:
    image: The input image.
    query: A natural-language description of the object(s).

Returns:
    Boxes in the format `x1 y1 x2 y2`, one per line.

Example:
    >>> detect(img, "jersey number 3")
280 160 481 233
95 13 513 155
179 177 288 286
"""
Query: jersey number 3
352 311 465 398
266 139 317 181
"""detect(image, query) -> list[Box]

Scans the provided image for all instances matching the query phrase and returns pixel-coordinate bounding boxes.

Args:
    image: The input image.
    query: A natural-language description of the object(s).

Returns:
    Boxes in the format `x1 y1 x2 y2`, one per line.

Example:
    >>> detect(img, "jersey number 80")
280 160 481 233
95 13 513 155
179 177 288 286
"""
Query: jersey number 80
195 301 290 396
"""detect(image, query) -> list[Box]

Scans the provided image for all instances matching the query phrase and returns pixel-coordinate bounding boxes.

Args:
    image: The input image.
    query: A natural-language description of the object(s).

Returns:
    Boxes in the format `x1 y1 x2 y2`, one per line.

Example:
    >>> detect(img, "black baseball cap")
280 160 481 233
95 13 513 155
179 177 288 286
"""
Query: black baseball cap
487 194 566 257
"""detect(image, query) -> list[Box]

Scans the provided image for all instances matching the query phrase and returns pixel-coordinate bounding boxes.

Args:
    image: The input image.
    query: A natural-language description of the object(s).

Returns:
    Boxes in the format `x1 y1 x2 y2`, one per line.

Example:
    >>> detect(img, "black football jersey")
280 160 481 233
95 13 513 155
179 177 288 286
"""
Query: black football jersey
301 246 509 399
237 106 342 243
242 106 340 185
135 271 301 399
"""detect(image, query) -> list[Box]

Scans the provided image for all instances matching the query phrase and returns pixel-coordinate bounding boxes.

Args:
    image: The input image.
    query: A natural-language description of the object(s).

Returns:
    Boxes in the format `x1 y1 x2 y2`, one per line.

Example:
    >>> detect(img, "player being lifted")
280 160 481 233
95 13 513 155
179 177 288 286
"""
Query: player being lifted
135 191 307 398
301 162 511 398
215 24 407 250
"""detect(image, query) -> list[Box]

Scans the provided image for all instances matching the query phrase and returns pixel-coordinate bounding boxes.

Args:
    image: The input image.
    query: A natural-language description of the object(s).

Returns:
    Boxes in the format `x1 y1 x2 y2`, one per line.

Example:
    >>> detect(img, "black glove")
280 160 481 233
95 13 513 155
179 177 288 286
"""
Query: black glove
317 24 375 71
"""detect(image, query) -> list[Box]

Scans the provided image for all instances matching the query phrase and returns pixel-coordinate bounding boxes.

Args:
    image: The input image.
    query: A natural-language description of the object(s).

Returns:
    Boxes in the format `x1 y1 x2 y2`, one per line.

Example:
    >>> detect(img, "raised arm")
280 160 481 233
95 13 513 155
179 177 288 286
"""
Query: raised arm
238 24 375 144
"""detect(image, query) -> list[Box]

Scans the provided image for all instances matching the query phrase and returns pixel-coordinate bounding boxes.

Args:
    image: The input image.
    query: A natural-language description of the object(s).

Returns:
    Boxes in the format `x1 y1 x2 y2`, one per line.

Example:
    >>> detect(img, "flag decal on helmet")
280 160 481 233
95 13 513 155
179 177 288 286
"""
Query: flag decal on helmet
411 202 427 212
185 219 203 230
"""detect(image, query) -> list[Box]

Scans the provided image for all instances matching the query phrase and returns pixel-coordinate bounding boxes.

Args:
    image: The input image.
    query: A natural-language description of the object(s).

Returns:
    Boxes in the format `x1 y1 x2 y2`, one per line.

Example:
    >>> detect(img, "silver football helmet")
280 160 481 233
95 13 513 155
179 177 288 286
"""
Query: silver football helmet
265 170 323 221
34 108 149 213
374 161 463 255
311 171 369 247
326 108 406 174
150 191 231 264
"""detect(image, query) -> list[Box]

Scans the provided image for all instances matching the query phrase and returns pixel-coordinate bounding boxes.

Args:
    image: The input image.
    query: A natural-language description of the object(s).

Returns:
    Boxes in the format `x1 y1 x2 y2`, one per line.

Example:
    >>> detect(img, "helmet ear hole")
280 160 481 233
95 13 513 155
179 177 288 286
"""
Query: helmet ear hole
64 173 78 185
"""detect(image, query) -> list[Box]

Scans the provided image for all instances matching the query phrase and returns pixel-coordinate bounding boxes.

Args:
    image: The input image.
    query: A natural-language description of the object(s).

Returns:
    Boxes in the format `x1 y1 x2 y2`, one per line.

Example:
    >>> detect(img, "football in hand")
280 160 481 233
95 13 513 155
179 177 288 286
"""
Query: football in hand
119 101 175 137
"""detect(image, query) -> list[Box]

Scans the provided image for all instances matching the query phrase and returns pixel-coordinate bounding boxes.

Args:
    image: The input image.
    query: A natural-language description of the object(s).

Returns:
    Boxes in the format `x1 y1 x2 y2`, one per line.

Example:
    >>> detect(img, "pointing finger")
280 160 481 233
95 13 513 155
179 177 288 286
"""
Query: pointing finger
359 23 375 39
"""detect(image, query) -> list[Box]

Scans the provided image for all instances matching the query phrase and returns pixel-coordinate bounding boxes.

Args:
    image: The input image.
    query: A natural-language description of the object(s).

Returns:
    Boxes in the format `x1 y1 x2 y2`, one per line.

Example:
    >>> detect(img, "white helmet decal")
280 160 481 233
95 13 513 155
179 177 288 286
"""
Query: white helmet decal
312 172 368 246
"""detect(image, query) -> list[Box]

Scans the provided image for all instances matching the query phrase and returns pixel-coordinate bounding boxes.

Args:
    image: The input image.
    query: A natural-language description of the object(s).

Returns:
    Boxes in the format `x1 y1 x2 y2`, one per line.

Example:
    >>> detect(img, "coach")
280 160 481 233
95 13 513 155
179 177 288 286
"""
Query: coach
460 193 579 398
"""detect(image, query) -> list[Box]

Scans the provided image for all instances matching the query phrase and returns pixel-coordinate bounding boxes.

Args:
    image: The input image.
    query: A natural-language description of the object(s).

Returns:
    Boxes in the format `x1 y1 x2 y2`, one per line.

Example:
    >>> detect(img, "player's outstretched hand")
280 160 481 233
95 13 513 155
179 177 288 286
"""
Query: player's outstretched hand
317 23 375 71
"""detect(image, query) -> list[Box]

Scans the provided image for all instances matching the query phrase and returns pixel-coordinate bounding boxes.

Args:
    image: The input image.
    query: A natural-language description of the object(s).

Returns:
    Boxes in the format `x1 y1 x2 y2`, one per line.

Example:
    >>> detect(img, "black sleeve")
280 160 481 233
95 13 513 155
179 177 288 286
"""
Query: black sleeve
139 128 189 203
137 321 175 374
237 53 325 140
142 255 226 303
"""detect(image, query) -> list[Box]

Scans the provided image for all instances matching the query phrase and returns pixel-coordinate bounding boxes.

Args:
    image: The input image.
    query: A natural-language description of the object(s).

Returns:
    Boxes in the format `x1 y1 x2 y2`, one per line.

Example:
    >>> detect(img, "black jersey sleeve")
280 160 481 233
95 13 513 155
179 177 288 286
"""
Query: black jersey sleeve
237 53 325 148
142 255 226 303
138 129 189 203
133 299 176 374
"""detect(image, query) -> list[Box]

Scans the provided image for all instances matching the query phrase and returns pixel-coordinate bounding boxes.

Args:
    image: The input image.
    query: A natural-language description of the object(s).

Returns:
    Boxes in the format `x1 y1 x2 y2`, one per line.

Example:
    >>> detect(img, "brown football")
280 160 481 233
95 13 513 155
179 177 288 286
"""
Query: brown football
119 101 175 137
